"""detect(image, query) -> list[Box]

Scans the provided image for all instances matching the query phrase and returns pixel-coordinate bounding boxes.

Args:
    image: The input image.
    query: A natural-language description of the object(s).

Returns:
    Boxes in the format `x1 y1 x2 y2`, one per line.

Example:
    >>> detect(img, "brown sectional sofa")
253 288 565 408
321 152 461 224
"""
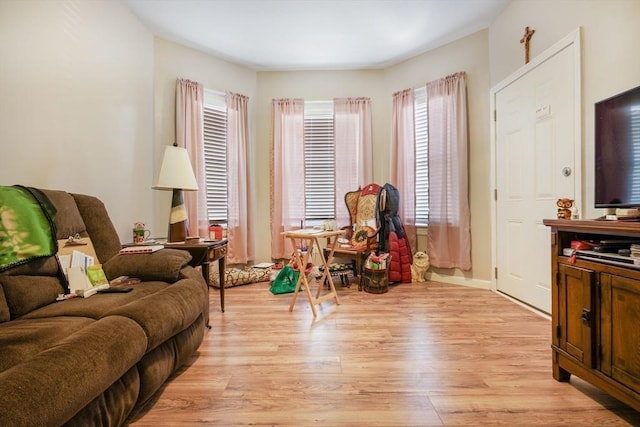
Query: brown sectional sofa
0 189 209 426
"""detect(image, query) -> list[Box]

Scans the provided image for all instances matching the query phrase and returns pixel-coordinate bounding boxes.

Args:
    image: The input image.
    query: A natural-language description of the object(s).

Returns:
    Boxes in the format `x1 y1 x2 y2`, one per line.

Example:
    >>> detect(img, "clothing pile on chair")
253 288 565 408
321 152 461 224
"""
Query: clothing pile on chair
377 183 412 283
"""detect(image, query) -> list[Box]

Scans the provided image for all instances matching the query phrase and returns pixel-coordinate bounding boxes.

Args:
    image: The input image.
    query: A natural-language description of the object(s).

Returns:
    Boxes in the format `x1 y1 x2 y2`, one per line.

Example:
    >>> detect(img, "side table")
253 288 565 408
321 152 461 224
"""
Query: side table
165 240 228 312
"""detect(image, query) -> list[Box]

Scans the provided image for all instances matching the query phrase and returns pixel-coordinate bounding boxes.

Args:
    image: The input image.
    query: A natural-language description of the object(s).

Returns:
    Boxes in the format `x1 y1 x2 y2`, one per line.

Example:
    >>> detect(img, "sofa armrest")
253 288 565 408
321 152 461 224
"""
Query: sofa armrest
102 249 192 283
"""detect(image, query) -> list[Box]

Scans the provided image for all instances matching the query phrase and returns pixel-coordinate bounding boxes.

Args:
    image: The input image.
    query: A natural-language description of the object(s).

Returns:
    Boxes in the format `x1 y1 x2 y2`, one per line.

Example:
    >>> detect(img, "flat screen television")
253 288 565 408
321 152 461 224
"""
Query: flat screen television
594 84 640 208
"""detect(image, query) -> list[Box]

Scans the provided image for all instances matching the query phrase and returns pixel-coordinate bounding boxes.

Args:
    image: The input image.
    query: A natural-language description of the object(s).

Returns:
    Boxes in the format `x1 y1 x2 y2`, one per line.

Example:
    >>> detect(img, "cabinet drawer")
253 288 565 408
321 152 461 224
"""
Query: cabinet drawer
209 244 227 260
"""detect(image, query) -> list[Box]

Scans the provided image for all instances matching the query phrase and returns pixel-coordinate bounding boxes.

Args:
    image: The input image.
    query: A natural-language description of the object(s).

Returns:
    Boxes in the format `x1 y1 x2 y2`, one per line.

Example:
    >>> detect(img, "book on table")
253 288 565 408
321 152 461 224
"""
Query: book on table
119 245 164 255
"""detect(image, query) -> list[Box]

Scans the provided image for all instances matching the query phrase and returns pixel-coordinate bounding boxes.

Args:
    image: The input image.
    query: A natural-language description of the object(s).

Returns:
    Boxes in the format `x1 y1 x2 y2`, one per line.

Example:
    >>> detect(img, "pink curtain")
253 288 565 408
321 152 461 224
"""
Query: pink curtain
426 72 471 270
271 99 304 259
390 89 417 252
175 79 208 239
333 97 373 226
226 91 254 264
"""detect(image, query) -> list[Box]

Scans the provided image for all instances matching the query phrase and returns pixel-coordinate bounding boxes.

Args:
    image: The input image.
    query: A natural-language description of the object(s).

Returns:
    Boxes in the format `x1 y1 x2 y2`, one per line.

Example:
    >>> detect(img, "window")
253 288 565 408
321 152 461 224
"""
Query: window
414 86 429 226
304 101 335 222
203 90 228 223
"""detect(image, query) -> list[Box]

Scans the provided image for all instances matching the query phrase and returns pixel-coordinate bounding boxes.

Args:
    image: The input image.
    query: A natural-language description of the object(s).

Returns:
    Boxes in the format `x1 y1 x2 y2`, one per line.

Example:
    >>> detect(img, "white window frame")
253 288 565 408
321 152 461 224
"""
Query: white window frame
203 89 228 223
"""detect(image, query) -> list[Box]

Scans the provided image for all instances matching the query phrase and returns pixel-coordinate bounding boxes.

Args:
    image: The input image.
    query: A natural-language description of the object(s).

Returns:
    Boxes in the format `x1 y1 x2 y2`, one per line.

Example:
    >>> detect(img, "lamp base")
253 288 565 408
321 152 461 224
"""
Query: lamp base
167 188 189 242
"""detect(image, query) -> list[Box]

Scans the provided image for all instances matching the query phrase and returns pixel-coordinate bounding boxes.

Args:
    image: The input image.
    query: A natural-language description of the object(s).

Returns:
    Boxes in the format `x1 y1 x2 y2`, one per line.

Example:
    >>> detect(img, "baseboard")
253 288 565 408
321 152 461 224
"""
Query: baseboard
426 272 491 290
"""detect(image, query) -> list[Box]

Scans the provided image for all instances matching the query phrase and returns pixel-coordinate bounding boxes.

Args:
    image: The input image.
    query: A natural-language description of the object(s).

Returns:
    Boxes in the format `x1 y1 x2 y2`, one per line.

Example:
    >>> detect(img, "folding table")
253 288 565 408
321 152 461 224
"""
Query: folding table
281 229 344 317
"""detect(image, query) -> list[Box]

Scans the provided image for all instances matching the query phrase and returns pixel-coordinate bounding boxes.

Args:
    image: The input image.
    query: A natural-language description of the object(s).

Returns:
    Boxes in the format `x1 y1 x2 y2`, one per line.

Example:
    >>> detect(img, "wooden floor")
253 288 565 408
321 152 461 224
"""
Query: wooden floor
129 280 640 426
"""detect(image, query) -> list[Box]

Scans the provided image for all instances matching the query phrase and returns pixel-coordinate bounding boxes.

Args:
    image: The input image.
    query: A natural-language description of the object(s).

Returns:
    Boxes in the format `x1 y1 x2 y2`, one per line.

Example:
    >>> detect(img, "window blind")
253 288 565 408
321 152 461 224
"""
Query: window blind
414 86 429 225
203 90 228 222
304 101 335 221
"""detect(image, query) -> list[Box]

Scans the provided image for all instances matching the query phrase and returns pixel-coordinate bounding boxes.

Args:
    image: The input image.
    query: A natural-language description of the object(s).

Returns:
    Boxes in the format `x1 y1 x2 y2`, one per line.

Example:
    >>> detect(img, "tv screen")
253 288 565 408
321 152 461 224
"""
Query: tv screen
594 84 640 208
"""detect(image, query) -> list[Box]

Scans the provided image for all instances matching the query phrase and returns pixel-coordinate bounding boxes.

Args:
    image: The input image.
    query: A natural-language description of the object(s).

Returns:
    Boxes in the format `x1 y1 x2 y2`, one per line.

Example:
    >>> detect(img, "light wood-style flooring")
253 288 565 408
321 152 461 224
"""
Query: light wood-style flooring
129 280 640 426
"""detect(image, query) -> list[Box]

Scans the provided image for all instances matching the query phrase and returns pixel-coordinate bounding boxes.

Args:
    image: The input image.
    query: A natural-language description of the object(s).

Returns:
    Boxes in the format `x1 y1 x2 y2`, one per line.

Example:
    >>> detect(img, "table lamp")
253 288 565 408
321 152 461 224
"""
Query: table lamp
154 144 198 242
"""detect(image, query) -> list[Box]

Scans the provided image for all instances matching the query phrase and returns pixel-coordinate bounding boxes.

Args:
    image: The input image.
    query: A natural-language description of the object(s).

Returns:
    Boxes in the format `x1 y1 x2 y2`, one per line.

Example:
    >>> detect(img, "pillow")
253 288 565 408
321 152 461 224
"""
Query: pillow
102 249 192 283
39 189 87 240
350 225 375 251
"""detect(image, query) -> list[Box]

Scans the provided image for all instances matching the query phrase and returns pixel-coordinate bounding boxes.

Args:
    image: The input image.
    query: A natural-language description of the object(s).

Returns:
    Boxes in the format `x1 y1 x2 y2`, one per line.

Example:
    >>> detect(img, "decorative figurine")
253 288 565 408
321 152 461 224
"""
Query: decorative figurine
411 251 430 283
557 198 574 219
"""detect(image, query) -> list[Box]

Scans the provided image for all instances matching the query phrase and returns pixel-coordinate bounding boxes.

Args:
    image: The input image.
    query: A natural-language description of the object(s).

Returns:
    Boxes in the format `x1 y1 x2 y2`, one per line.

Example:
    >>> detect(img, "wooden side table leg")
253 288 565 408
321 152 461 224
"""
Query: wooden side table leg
200 259 212 329
218 256 225 313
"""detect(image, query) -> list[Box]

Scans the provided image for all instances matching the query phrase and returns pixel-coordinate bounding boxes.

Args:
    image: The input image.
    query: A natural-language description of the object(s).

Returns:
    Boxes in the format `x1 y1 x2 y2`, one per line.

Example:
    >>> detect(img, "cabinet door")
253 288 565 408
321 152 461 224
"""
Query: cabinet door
558 264 596 368
600 273 640 390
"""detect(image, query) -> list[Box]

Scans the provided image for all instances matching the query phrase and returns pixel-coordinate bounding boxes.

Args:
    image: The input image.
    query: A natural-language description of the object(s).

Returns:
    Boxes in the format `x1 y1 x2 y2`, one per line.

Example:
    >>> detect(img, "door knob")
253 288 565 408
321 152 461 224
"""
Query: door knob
562 167 572 177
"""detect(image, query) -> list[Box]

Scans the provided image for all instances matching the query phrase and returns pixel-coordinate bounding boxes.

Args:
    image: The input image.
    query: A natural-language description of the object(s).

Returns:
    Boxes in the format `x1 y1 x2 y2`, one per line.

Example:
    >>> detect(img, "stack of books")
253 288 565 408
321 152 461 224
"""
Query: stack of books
630 244 640 261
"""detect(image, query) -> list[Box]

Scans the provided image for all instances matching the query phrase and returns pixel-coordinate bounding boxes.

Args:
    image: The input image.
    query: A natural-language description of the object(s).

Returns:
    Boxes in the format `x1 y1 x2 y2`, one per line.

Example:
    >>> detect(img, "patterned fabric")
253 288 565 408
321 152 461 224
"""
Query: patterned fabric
356 184 379 225
344 190 360 223
209 266 271 288
0 186 57 272
319 263 355 287
350 225 375 250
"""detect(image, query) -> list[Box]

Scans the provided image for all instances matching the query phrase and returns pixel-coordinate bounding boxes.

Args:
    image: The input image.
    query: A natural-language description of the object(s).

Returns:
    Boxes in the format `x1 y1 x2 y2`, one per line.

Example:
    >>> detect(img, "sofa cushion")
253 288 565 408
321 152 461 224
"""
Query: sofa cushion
0 315 147 427
39 189 87 240
0 316 95 373
0 275 64 319
106 278 206 351
102 249 192 283
20 281 169 321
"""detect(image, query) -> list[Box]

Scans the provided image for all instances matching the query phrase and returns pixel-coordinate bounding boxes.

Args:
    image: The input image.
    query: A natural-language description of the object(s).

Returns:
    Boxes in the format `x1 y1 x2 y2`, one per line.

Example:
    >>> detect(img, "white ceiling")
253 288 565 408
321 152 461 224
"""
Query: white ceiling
122 0 510 71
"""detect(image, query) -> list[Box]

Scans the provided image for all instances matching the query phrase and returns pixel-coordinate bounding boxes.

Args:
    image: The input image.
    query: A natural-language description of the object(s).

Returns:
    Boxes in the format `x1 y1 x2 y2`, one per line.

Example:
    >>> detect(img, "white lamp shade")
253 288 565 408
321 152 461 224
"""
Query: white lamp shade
154 145 198 191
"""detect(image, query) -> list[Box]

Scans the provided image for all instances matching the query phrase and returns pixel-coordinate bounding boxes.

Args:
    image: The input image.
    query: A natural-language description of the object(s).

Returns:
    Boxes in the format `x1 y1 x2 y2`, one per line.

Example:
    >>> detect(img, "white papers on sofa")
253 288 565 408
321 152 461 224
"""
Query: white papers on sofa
58 250 95 294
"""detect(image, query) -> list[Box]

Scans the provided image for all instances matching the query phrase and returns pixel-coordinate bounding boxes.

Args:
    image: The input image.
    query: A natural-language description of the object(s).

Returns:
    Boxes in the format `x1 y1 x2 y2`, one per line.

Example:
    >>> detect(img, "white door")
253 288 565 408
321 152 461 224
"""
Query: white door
494 32 581 313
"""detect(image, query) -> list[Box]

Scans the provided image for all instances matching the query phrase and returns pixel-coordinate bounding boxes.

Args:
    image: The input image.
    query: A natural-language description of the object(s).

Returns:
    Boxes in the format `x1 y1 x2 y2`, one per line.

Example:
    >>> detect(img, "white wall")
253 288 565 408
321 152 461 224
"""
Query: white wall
152 38 257 239
0 0 154 244
489 0 640 219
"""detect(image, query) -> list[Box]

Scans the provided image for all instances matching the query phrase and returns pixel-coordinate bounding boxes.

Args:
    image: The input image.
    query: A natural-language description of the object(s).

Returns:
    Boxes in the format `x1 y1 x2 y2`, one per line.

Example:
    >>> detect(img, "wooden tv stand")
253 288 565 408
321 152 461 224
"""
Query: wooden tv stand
543 219 640 411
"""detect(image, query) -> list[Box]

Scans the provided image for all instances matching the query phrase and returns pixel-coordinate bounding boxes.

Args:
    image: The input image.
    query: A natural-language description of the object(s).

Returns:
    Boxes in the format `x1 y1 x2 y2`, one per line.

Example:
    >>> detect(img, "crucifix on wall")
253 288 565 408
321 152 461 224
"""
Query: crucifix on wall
520 26 535 64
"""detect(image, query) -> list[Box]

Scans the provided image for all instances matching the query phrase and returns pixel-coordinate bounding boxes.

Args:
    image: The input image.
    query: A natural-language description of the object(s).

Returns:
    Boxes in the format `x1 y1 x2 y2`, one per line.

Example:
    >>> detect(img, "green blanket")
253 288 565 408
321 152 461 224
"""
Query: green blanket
0 186 57 272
